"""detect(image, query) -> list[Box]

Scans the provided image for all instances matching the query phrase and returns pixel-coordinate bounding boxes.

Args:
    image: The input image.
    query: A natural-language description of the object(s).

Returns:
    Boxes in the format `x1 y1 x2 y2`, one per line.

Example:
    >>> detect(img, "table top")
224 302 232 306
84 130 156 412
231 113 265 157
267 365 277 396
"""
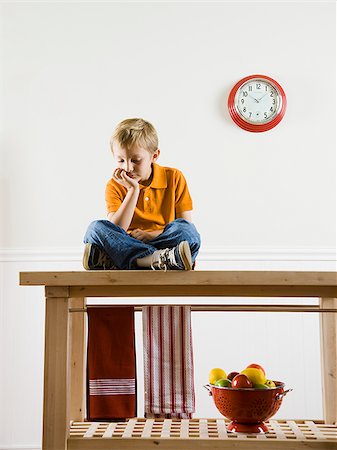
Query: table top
19 270 337 286
19 270 337 298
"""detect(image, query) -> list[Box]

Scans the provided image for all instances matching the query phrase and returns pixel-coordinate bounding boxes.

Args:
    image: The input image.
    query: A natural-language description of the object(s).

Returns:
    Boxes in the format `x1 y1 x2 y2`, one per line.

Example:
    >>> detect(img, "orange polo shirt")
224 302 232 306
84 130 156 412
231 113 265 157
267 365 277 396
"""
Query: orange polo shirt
105 163 193 232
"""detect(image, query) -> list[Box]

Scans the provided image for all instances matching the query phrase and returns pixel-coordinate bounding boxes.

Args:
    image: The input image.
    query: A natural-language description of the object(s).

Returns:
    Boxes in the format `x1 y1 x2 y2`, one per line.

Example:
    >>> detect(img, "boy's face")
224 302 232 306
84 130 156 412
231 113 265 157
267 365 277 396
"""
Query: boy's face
113 142 160 184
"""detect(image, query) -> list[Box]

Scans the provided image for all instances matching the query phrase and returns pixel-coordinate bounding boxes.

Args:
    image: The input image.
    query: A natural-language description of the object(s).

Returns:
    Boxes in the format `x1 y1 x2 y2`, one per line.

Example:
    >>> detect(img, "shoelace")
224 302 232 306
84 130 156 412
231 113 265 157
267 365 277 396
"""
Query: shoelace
151 248 177 271
151 250 167 271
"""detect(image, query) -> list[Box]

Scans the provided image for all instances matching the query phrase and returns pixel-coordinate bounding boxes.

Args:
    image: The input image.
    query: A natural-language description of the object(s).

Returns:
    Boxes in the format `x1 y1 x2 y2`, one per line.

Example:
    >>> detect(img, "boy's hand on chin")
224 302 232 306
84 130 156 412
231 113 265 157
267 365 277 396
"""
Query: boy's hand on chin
113 168 139 191
129 229 154 243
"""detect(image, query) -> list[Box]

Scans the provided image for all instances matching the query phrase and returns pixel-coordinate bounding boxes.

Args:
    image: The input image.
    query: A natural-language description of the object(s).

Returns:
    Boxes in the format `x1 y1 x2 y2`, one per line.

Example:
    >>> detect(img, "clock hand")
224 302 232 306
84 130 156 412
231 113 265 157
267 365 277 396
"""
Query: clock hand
248 94 259 103
257 92 268 102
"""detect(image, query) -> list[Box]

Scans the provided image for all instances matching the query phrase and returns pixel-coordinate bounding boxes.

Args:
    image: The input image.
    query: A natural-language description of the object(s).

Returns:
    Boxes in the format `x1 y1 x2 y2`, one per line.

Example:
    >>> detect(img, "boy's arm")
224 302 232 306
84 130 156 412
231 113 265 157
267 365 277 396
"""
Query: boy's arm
175 170 193 222
129 228 163 242
129 210 192 242
176 210 192 222
107 186 139 230
107 169 140 231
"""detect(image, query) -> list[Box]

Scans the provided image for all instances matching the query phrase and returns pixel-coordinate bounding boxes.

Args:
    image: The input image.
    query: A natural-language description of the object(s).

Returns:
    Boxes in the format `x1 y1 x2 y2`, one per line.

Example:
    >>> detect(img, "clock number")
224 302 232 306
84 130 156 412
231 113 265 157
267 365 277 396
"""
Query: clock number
272 99 276 105
256 83 261 89
241 98 245 104
243 91 248 97
243 107 246 113
248 85 252 91
270 107 274 112
270 92 274 97
249 112 252 118
265 85 268 91
264 112 268 119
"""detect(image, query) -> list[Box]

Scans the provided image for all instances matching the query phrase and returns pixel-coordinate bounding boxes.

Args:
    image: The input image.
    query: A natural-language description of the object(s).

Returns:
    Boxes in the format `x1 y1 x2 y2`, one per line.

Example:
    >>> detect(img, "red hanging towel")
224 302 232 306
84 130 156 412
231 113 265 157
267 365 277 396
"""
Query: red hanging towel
87 306 136 421
143 305 195 419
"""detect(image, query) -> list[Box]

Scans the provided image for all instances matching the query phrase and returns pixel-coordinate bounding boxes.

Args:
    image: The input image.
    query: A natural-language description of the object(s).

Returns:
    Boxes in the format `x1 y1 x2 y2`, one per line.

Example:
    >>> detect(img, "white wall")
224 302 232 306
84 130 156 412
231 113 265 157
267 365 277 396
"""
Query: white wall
1 1 335 249
0 2 336 449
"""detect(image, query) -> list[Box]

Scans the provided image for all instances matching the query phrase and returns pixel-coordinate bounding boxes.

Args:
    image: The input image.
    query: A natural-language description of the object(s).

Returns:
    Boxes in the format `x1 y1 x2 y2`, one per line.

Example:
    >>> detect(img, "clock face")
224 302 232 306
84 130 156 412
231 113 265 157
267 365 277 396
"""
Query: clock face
234 78 282 124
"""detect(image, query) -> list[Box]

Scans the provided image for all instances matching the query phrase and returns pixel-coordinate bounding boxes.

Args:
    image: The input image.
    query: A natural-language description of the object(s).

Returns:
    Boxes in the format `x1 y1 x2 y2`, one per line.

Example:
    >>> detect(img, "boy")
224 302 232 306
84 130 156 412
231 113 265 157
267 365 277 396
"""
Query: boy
83 118 201 270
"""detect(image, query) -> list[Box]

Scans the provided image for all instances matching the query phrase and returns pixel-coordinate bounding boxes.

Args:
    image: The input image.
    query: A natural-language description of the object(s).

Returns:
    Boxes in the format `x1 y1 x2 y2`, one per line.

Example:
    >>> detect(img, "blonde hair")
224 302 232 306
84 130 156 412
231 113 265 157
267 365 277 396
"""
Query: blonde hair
110 118 159 154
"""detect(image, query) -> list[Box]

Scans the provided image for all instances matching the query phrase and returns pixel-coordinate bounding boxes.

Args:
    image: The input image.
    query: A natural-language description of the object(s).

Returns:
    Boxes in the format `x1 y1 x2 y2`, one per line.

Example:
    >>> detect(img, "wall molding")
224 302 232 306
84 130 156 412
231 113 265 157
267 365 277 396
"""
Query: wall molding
0 447 40 450
0 247 335 262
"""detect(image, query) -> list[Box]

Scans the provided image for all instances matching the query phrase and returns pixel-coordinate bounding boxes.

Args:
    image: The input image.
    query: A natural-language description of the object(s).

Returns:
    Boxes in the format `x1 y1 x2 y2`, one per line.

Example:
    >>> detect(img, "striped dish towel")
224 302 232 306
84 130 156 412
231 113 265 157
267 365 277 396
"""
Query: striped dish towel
87 306 136 420
143 305 195 418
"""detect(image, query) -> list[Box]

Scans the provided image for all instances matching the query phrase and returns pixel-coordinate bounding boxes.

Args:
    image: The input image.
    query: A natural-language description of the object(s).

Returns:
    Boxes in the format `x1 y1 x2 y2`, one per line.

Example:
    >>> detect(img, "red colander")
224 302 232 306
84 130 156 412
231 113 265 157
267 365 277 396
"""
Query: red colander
205 381 292 433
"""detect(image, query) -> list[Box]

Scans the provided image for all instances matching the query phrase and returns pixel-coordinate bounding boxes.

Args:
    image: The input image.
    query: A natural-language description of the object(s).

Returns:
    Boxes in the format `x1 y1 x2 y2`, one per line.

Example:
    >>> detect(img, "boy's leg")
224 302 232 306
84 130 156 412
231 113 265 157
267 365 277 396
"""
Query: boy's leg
83 220 156 269
149 218 201 263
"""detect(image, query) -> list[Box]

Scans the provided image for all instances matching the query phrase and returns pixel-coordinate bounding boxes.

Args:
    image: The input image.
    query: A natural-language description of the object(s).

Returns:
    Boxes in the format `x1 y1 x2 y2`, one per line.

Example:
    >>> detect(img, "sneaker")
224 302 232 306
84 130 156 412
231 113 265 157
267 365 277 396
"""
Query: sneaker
83 243 118 270
151 241 192 271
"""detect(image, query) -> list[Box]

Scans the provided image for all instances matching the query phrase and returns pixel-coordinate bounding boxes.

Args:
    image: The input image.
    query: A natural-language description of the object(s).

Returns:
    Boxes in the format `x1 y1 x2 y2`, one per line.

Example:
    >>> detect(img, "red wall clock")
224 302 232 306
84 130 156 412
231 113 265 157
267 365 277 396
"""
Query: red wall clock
228 74 287 132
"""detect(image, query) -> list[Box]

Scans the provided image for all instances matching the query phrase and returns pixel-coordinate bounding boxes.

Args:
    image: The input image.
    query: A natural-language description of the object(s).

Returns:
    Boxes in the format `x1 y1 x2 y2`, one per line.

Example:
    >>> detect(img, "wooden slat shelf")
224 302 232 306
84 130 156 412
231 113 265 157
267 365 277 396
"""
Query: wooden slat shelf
68 418 337 449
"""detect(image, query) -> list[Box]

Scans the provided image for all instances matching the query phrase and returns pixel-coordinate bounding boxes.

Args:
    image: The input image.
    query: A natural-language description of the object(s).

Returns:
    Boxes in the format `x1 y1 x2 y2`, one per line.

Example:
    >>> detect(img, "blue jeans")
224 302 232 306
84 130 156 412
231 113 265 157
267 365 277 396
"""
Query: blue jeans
83 218 201 269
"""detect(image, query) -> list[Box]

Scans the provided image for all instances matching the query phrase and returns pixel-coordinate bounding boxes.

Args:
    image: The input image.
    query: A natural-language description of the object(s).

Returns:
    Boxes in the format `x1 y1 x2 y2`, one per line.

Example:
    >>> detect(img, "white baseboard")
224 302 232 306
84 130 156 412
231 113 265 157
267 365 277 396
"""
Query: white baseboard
0 446 40 450
0 247 335 262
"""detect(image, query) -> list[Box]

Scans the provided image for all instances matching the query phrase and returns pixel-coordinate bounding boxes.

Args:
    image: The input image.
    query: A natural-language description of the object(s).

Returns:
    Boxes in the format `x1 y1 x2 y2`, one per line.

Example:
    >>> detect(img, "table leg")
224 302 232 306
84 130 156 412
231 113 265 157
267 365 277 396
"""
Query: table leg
319 297 337 424
69 297 87 421
43 296 70 450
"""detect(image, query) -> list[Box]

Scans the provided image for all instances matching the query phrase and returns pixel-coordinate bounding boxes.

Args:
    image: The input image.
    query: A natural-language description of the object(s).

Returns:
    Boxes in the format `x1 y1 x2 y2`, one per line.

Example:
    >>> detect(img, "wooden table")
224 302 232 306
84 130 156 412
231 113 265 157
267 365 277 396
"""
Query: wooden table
20 270 337 449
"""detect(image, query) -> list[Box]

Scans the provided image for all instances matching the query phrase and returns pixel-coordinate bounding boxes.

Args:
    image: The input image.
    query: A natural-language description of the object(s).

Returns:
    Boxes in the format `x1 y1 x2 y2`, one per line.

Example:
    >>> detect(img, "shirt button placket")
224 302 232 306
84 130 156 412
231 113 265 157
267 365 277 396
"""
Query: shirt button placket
144 192 150 212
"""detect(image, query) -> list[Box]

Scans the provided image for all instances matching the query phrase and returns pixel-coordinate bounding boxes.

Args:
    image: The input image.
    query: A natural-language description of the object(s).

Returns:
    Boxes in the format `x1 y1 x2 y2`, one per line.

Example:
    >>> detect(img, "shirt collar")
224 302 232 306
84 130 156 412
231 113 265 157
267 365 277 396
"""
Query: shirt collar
144 163 167 189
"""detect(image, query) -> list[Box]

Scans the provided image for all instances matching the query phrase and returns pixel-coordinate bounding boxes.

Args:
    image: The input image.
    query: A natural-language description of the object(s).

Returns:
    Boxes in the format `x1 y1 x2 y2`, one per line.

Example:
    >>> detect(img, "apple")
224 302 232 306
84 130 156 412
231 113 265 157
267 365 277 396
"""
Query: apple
265 379 276 388
215 378 232 387
254 383 269 389
227 371 239 381
232 373 253 388
246 363 266 376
